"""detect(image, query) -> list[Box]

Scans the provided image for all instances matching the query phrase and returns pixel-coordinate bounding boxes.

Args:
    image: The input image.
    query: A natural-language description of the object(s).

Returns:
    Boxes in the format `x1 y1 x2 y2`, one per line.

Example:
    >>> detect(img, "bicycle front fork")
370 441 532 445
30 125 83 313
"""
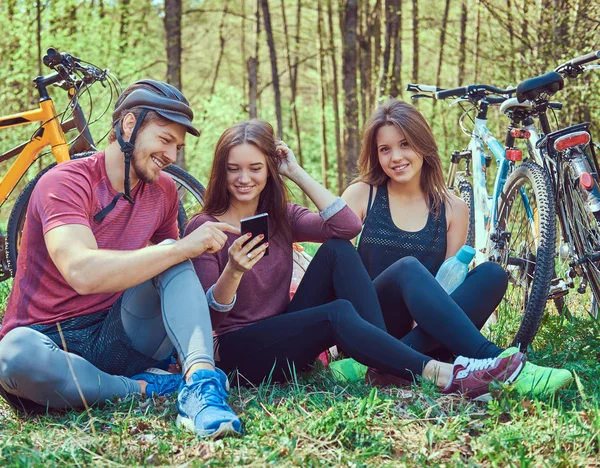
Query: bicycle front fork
447 150 472 189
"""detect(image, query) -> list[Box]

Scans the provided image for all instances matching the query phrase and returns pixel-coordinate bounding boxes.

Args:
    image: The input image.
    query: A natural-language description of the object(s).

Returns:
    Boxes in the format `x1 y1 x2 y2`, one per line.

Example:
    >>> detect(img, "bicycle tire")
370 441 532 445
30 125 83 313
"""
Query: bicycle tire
162 163 205 237
561 158 600 319
5 153 205 277
455 174 475 247
494 162 556 349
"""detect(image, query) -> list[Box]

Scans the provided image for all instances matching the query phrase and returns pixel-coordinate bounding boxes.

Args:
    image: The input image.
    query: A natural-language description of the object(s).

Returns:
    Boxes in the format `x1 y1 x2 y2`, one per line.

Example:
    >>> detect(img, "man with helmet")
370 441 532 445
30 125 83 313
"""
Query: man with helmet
0 80 242 438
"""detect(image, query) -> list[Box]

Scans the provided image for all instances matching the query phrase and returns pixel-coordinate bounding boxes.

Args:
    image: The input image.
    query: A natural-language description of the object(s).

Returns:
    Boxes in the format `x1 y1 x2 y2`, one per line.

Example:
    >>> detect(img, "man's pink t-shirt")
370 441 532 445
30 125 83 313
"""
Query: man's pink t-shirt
0 152 179 339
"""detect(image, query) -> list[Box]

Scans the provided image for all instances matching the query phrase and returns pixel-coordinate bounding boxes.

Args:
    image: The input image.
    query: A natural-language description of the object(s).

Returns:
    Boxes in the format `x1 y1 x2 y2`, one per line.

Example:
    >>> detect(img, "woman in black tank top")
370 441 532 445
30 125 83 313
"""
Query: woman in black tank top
343 99 510 366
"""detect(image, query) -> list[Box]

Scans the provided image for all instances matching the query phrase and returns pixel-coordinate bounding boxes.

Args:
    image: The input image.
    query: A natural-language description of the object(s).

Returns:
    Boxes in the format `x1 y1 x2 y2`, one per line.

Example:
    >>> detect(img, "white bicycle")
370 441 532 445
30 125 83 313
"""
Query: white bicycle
407 82 556 349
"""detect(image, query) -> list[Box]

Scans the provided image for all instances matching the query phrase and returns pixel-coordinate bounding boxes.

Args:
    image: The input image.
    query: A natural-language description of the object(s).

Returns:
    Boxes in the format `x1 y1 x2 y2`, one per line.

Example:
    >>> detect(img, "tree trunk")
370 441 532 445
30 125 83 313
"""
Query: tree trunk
210 3 228 95
361 2 372 121
412 0 419 84
358 3 367 127
370 0 381 107
292 0 302 96
248 0 260 119
342 0 359 186
68 1 77 36
457 0 467 85
119 0 131 54
248 57 258 119
281 0 304 168
379 0 393 98
164 0 184 168
36 0 42 78
537 0 552 62
435 0 451 87
553 0 568 55
329 0 344 193
521 0 528 65
473 0 481 81
261 0 283 139
280 0 295 131
506 0 515 81
317 0 329 190
242 0 247 95
388 0 402 98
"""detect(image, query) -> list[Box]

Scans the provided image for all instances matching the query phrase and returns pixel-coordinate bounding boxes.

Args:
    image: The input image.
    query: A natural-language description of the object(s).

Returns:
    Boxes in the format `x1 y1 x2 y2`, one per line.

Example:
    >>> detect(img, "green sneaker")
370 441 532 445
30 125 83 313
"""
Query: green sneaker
498 347 573 397
329 358 367 383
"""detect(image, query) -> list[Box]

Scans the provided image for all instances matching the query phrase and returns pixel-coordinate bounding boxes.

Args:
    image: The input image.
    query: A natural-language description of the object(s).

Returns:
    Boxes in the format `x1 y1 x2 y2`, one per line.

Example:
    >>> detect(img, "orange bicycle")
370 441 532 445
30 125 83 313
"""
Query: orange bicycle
0 48 205 281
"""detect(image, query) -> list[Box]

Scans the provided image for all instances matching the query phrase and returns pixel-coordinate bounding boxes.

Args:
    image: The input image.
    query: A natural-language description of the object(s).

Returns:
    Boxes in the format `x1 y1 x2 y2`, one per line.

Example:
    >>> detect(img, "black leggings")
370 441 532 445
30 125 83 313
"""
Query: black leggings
214 239 503 385
376 257 508 361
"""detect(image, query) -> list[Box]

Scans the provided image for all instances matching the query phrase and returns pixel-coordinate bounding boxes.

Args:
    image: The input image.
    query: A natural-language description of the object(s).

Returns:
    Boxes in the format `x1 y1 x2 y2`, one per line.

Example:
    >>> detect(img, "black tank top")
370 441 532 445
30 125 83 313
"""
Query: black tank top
357 184 447 279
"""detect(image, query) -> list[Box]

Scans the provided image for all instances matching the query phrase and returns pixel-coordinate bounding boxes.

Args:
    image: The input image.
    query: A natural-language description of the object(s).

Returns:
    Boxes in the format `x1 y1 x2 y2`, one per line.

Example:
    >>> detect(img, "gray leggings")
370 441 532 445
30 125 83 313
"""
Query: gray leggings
0 259 213 411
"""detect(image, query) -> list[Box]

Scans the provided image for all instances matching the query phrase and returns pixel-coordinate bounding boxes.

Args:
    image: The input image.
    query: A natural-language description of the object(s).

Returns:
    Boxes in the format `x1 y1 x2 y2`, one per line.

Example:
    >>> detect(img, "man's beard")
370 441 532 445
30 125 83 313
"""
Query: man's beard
131 148 159 184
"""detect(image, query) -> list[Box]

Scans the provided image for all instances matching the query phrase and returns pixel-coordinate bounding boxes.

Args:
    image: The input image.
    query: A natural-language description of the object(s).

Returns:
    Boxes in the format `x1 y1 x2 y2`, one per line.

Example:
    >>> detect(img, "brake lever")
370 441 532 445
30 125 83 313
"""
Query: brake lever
584 64 600 71
410 93 434 100
448 97 469 106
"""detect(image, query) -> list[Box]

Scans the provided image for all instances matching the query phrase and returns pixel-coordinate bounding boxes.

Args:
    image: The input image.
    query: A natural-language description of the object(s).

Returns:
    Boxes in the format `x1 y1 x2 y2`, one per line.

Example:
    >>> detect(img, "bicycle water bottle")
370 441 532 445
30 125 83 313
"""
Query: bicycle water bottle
435 245 476 294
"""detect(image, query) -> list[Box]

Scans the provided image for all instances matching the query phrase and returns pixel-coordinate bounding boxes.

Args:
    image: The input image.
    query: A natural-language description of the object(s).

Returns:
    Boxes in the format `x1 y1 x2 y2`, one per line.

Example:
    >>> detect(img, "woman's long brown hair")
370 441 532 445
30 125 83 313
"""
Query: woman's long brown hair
355 99 449 216
201 120 291 240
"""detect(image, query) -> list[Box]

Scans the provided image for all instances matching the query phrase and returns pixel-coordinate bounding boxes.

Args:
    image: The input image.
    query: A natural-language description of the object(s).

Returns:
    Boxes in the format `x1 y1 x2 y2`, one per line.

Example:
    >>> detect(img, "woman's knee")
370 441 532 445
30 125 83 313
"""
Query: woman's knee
317 238 356 258
471 262 508 292
380 256 424 284
326 299 360 324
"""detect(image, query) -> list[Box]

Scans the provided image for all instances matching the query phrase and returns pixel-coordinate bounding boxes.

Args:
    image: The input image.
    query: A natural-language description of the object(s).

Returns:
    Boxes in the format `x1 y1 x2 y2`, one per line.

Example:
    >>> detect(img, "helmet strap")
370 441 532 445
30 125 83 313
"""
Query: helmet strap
93 109 149 223
116 108 148 203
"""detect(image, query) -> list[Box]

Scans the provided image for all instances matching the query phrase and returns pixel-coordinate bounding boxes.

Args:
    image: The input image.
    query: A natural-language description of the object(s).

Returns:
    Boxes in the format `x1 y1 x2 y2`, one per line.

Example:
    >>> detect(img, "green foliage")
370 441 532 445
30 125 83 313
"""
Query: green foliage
1 1 600 465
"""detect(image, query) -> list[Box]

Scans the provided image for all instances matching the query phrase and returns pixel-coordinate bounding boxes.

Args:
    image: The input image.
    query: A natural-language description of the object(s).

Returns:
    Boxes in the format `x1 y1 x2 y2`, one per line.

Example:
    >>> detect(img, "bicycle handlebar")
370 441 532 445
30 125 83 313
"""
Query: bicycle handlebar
435 84 515 100
555 50 600 73
42 48 107 84
406 83 441 94
407 83 513 105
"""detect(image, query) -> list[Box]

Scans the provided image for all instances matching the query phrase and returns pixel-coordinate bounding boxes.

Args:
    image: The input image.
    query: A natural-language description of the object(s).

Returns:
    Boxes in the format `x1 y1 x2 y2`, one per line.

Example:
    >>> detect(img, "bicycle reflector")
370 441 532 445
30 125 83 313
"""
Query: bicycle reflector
580 172 595 191
510 129 531 139
506 148 522 161
554 131 591 151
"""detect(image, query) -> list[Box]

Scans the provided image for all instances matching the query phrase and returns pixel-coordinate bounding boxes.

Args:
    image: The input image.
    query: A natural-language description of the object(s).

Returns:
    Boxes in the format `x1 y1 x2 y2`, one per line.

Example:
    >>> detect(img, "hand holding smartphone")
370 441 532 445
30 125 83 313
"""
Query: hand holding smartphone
240 213 269 256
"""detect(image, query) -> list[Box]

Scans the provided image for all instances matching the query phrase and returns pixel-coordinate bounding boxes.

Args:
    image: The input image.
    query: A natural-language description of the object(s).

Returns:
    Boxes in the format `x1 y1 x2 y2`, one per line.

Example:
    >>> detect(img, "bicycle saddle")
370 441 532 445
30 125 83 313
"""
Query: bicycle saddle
516 71 564 103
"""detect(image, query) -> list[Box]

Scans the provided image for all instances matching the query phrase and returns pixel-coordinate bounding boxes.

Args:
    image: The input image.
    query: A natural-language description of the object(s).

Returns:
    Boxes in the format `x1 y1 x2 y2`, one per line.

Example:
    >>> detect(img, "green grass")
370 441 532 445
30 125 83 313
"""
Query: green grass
1 283 600 466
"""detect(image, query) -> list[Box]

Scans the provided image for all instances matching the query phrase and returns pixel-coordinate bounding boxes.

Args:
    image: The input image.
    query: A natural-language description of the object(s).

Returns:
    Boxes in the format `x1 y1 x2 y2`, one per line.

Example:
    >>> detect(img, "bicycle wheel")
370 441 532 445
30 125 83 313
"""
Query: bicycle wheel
455 174 475 247
162 163 205 237
493 162 556 349
559 160 600 319
5 153 205 277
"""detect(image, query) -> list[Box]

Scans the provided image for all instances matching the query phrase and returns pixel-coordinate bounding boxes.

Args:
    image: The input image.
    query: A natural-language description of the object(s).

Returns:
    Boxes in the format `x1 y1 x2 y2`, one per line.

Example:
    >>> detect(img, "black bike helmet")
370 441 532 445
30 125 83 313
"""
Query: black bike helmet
94 79 199 223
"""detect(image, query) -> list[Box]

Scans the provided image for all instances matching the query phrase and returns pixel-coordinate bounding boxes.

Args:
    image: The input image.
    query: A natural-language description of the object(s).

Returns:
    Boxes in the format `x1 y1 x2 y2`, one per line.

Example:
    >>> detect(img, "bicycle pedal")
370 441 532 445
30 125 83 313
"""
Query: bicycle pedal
548 278 569 300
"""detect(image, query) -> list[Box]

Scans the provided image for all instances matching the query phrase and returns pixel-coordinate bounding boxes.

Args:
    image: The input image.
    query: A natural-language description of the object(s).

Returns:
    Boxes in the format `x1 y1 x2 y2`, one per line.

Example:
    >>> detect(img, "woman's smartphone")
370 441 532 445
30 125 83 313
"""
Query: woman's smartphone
240 213 269 256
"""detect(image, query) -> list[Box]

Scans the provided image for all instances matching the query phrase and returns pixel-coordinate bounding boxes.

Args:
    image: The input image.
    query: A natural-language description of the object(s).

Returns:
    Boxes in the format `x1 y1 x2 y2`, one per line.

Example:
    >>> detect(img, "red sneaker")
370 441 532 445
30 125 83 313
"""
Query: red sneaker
441 352 526 401
365 368 413 388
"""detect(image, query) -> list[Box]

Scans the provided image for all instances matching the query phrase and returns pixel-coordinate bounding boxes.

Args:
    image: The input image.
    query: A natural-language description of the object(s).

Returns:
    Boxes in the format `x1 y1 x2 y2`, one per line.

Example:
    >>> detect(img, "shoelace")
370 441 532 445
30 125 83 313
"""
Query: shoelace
185 375 230 409
463 356 498 373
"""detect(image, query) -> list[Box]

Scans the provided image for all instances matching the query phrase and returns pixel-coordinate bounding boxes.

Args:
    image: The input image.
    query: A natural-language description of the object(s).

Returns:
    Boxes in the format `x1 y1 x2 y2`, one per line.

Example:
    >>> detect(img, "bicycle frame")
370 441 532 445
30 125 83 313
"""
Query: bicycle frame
0 100 71 207
466 116 538 265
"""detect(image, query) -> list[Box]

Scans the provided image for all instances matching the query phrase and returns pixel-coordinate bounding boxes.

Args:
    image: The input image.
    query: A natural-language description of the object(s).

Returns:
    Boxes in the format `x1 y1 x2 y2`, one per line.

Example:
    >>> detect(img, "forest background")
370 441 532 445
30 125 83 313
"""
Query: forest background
1 1 600 466
0 0 599 215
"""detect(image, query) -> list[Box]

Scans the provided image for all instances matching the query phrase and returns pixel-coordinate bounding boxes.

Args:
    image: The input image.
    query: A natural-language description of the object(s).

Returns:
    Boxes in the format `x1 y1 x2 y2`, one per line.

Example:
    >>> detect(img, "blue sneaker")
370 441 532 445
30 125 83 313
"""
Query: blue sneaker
132 368 183 397
176 368 242 438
